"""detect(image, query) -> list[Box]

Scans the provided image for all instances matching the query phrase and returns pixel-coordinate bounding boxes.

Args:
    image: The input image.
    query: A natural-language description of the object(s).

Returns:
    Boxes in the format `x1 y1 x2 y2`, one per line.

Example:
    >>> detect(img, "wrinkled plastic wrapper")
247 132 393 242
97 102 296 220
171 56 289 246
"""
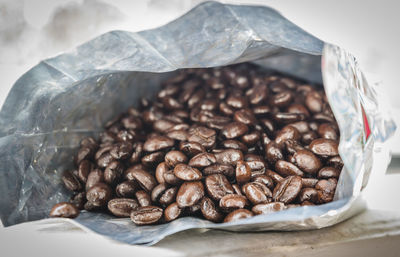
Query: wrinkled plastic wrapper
0 1 396 245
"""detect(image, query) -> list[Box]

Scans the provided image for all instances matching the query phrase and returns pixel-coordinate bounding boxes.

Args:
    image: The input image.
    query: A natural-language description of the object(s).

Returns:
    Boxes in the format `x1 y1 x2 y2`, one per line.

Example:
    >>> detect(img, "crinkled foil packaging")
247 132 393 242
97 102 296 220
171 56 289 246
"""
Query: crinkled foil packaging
0 1 396 245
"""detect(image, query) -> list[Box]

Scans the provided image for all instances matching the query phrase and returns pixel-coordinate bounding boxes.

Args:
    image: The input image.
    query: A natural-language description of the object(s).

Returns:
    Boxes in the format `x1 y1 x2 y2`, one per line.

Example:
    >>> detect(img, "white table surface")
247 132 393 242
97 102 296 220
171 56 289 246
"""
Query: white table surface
1 1 400 256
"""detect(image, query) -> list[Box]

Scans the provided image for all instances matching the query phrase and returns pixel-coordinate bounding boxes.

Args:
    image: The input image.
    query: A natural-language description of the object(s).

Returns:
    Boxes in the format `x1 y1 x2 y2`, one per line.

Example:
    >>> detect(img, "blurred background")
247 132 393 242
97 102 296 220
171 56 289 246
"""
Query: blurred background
0 0 399 215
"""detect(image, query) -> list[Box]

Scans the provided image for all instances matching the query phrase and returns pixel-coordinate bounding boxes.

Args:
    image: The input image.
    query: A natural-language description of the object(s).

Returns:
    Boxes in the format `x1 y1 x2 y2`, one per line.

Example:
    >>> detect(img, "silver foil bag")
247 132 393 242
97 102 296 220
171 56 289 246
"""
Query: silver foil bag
0 2 396 245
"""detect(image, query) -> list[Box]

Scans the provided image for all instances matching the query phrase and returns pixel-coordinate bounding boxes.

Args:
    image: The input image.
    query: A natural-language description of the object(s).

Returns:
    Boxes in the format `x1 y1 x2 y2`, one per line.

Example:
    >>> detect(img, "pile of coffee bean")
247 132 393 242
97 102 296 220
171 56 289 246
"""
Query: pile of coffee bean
50 64 343 225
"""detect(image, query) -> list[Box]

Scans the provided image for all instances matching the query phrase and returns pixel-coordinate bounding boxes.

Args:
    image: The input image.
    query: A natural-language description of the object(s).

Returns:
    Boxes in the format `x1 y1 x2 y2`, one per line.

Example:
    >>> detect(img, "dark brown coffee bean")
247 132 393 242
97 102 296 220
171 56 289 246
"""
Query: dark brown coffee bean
273 112 306 124
159 187 178 206
301 178 319 188
135 190 152 207
292 150 322 175
287 104 310 117
242 182 272 205
80 137 98 150
86 169 103 191
249 85 268 105
176 181 204 208
232 184 243 195
273 176 302 204
235 160 251 184
86 183 112 207
151 183 168 203
50 202 79 218
200 197 223 222
275 125 300 148
205 174 234 201
247 159 267 176
125 168 157 192
188 152 217 168
143 135 174 152
69 192 86 210
221 140 248 152
309 138 339 157
155 162 168 184
215 149 244 165
252 202 285 215
226 95 247 109
188 89 205 109
318 123 338 140
164 202 182 222
302 131 318 145
223 209 253 223
219 102 235 116
271 90 293 107
233 109 256 126
141 151 165 167
188 126 216 149
260 119 275 136
222 122 249 139
219 194 248 211
116 181 137 198
130 206 163 225
174 164 202 181
76 147 93 164
104 161 124 185
77 160 92 183
305 91 323 113
109 142 133 160
326 156 344 170
179 141 206 157
203 164 235 178
165 151 188 168
298 188 318 203
121 116 142 130
265 142 284 165
253 105 272 117
251 174 274 190
166 129 189 141
241 131 260 146
129 142 143 164
316 178 337 203
275 160 304 177
318 167 340 179
163 170 181 186
108 198 139 217
62 171 82 192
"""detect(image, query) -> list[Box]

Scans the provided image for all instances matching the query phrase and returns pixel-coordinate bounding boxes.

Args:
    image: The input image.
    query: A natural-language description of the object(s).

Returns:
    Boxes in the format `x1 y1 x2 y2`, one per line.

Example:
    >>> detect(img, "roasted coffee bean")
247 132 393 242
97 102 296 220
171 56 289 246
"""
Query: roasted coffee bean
76 147 93 164
241 131 260 146
163 170 181 185
272 176 302 204
305 91 323 113
326 156 344 170
155 162 168 184
108 198 139 217
86 169 103 191
69 192 86 210
226 95 247 109
215 149 244 165
234 109 256 125
188 152 217 168
302 131 318 145
219 194 248 211
165 151 188 168
176 181 204 208
292 150 322 175
275 125 301 148
86 183 112 207
159 187 178 206
135 190 152 207
50 202 80 218
287 104 310 118
273 112 306 124
235 160 251 184
316 178 337 203
129 142 143 164
104 161 124 185
251 174 274 190
301 178 319 188
77 160 92 183
271 90 293 108
221 140 248 152
252 202 285 215
223 209 253 223
187 126 216 149
253 105 272 117
110 142 133 160
318 123 338 140
247 160 267 176
62 171 82 192
174 164 202 181
164 202 182 222
266 169 284 184
97 152 115 168
166 129 189 141
125 168 157 192
200 197 223 222
130 206 163 225
242 182 272 205
249 85 268 105
232 184 243 195
205 174 234 201
275 160 304 177
298 188 318 203
141 151 165 167
265 142 284 165
203 164 235 178
260 119 275 136
151 183 168 203
116 181 137 198
143 135 174 152
309 138 339 157
318 167 340 179
222 122 249 139
124 164 147 180
179 141 206 157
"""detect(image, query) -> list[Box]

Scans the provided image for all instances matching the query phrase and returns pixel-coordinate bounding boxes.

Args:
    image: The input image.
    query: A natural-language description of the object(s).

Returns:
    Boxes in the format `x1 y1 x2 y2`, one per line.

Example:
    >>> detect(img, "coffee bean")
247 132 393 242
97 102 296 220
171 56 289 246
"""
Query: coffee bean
104 161 124 185
50 202 80 218
86 169 103 191
77 160 92 183
219 194 248 211
275 160 304 177
110 142 133 160
251 174 274 190
301 178 319 188
188 152 216 168
163 170 181 186
271 90 293 108
176 181 204 208
287 104 310 118
292 150 322 175
309 138 339 157
116 181 137 198
222 122 249 139
275 125 300 148
62 171 82 192
141 151 165 167
223 209 253 223
298 188 318 203
69 192 86 210
205 174 234 201
305 91 323 113
318 123 338 140
155 162 168 184
234 109 257 125
265 142 284 165
129 142 143 164
266 169 284 184
235 160 251 184
242 182 272 205
273 112 306 124
203 164 235 178
86 183 112 207
159 187 178 206
272 176 302 204
108 198 138 217
200 197 223 222
326 156 344 170
130 206 163 225
174 164 202 181
151 183 168 203
179 141 206 157
318 167 340 179
252 202 285 215
241 131 261 146
188 126 216 149
215 149 244 165
135 190 152 207
221 140 248 152
125 168 157 192
143 135 174 153
165 151 188 168
164 202 182 222
316 178 337 203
